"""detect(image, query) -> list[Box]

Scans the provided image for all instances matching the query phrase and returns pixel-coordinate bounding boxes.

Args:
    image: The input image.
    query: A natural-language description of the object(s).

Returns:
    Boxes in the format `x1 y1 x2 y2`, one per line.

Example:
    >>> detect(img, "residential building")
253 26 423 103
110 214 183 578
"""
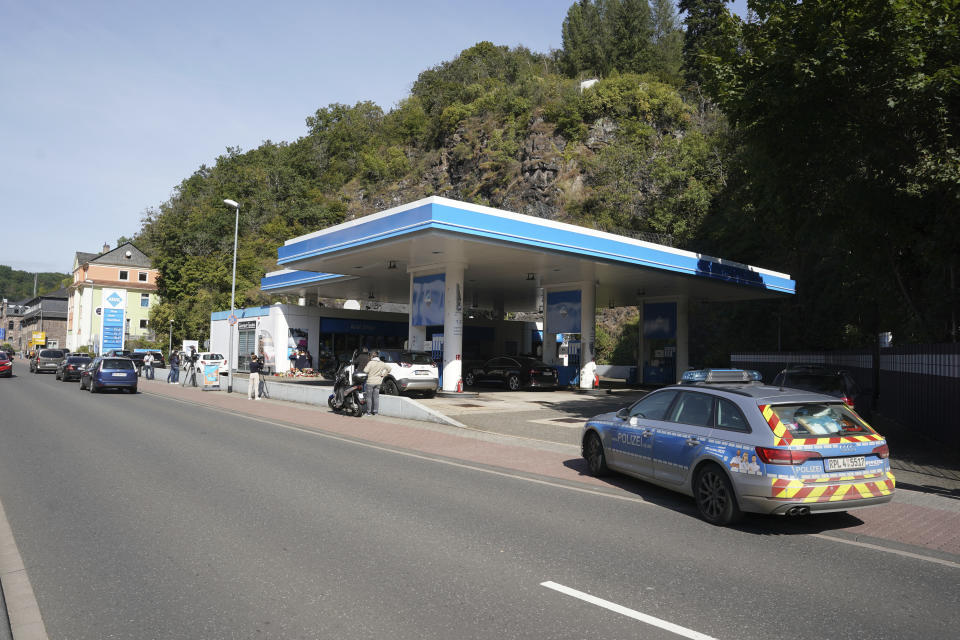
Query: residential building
66 242 160 353
0 298 28 353
17 288 69 351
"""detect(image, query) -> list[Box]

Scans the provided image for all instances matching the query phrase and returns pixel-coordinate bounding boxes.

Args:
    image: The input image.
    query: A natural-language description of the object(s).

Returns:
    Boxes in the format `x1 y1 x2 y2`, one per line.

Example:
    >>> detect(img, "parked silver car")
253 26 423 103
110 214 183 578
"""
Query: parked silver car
581 369 894 525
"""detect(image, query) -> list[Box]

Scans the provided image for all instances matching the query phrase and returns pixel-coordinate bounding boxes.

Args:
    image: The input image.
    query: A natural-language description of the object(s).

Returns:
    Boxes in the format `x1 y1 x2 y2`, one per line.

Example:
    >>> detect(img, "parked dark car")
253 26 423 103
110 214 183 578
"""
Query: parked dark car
463 356 559 391
79 357 138 393
0 351 12 377
30 349 66 373
772 365 871 418
56 355 93 381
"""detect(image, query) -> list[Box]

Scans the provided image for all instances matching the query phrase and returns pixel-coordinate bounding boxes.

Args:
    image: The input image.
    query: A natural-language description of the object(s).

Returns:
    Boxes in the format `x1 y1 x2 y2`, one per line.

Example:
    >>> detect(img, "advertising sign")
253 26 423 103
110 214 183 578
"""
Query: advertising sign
642 302 677 385
411 273 445 326
100 288 126 353
546 290 581 334
31 331 46 346
202 363 220 390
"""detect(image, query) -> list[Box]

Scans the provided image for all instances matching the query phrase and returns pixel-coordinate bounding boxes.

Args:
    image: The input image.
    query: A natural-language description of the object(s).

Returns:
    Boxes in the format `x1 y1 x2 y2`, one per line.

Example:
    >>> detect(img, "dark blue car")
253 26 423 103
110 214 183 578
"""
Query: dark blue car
79 357 138 394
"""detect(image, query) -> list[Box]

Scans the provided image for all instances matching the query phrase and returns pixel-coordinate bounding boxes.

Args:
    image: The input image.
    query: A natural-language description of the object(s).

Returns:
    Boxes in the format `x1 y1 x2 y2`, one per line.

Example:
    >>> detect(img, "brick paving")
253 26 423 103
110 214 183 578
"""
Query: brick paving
140 377 960 559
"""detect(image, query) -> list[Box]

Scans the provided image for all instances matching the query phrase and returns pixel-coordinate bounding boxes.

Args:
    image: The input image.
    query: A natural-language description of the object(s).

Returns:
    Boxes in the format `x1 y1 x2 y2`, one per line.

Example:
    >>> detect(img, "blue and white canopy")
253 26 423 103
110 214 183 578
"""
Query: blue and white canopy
262 196 794 309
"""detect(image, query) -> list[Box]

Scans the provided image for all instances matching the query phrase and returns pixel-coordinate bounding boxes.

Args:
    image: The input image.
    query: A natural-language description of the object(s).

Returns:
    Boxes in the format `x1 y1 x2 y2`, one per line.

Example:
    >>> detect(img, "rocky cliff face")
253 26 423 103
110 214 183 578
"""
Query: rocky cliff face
347 113 620 223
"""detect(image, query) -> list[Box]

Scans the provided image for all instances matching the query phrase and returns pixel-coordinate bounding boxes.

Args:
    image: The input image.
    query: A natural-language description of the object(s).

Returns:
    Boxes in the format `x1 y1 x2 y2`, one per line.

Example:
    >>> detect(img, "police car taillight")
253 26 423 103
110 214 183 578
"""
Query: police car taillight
755 447 821 465
872 444 889 459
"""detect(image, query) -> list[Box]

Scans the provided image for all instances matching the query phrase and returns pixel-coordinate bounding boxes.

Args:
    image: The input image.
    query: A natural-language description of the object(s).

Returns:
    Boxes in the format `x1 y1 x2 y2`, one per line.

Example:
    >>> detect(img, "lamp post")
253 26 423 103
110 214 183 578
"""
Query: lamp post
223 199 240 393
168 318 173 355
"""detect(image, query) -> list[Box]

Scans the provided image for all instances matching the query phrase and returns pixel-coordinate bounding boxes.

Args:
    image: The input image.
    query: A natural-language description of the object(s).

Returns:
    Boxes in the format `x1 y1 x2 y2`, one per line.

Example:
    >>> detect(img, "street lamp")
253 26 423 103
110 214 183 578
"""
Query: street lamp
224 199 240 393
168 318 174 355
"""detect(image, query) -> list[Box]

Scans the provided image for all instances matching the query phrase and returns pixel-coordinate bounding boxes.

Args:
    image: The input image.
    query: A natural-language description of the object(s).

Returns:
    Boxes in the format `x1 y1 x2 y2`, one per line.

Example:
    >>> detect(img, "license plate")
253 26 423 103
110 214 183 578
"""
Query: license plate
415 370 429 376
825 456 865 472
112 373 127 377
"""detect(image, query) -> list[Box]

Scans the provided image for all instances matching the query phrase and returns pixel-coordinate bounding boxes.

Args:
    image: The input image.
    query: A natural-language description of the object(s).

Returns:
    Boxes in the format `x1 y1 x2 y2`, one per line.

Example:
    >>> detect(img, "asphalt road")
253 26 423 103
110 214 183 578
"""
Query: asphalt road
1 370 957 639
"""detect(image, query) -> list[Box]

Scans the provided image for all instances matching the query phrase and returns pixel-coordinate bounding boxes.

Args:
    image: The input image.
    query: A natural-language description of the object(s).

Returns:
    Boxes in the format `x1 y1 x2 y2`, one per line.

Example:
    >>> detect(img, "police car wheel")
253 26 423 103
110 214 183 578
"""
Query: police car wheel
583 432 609 476
694 464 742 526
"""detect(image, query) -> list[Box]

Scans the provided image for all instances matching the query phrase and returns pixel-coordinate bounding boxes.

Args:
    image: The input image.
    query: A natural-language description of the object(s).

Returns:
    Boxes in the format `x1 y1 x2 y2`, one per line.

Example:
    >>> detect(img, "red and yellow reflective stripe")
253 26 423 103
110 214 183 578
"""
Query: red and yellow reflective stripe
770 475 895 502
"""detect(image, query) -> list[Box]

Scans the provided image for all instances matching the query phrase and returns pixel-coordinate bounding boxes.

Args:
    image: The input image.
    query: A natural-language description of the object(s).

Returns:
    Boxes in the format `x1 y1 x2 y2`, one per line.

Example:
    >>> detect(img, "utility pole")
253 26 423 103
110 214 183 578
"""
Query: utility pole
33 273 38 297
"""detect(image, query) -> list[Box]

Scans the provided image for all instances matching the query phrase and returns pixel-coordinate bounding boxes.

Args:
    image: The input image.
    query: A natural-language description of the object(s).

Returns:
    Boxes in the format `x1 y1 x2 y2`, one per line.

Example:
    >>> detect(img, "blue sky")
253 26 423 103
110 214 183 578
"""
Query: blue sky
0 0 747 276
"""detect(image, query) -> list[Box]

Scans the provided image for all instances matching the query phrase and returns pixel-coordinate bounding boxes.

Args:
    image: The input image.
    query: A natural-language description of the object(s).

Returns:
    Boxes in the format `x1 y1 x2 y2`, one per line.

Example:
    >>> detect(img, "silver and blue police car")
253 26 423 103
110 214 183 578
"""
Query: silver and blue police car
581 369 895 525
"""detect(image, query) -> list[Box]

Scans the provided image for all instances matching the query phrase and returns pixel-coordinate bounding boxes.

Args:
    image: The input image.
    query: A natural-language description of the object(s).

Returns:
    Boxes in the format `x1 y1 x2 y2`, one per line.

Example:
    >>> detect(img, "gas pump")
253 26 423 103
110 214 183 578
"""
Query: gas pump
431 334 444 388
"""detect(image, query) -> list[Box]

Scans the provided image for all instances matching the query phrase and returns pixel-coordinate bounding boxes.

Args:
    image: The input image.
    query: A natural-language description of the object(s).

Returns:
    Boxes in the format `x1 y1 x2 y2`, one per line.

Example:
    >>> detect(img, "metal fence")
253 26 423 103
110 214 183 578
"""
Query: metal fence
731 344 960 448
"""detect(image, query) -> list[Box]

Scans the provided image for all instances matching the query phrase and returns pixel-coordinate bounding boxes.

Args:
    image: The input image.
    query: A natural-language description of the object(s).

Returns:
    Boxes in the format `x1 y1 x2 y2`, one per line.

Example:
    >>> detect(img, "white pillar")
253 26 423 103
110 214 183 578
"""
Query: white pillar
579 279 596 389
408 272 426 351
442 263 464 391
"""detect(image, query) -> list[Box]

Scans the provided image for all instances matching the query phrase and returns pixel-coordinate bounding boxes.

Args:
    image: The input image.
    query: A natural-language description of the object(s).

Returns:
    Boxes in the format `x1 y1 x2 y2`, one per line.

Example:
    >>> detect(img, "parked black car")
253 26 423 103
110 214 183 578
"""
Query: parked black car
772 365 871 418
56 355 93 381
463 356 559 391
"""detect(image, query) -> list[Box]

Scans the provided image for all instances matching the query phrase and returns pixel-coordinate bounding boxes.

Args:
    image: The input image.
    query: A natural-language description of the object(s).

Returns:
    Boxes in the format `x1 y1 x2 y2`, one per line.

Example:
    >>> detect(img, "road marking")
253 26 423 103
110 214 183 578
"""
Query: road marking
0 498 50 640
540 581 718 640
811 533 960 569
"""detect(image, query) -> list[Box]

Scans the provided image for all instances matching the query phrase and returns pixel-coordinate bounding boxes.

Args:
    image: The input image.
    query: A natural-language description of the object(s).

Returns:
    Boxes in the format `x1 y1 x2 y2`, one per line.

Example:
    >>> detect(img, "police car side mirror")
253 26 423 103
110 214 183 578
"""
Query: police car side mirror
616 407 629 420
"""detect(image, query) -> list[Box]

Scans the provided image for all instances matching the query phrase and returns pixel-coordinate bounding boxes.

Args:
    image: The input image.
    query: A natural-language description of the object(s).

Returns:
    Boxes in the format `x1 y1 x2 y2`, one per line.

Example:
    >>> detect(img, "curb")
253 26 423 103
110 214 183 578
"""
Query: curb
0 500 48 640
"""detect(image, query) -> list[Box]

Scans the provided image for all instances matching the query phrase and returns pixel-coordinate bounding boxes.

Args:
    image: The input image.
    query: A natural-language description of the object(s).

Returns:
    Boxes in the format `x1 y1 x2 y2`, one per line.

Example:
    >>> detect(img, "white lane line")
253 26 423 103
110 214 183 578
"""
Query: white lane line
541 581 718 640
0 498 50 640
811 534 960 569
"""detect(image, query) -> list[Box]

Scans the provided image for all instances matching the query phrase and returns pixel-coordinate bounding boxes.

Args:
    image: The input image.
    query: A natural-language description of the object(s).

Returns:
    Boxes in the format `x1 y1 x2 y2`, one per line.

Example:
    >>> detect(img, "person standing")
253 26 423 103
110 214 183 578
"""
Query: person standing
143 352 154 380
168 349 179 384
362 350 391 416
248 353 262 400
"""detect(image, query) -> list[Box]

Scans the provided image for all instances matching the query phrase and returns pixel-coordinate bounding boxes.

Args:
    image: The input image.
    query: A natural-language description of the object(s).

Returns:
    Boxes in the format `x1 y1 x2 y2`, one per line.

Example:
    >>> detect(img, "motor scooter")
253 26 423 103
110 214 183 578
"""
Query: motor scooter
328 361 367 417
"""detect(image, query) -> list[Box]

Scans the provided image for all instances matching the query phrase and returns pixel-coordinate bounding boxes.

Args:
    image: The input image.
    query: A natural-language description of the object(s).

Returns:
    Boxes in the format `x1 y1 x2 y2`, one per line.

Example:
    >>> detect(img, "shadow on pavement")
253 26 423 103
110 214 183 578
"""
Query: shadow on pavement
560 458 870 534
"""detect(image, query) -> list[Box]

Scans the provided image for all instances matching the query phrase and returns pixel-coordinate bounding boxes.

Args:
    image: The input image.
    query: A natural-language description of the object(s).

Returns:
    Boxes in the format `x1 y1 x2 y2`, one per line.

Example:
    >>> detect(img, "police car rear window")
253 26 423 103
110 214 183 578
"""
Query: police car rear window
769 403 872 437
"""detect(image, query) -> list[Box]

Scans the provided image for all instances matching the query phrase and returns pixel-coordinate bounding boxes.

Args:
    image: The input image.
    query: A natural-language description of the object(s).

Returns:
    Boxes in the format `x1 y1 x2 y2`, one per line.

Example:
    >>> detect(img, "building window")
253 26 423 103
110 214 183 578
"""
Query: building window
119 270 129 281
139 319 148 329
141 293 150 307
138 272 148 282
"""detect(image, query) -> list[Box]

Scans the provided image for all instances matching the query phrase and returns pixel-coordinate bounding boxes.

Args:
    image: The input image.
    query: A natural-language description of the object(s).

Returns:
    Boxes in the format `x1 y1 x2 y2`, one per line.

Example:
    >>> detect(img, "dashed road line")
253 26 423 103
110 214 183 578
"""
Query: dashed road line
541 581 718 639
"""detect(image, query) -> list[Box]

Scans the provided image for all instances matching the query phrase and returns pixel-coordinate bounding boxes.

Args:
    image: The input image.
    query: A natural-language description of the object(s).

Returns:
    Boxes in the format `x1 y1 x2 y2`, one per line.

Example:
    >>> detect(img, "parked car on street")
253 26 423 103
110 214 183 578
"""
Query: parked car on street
0 351 12 377
79 357 138 393
30 349 66 374
56 355 92 381
199 352 228 375
377 349 439 397
463 356 558 391
772 365 870 418
581 368 894 525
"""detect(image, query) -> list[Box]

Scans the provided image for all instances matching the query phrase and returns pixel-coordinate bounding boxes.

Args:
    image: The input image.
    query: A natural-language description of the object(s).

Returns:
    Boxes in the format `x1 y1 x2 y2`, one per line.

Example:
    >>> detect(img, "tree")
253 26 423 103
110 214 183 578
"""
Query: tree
694 0 960 344
679 0 733 88
650 0 684 84
608 0 655 74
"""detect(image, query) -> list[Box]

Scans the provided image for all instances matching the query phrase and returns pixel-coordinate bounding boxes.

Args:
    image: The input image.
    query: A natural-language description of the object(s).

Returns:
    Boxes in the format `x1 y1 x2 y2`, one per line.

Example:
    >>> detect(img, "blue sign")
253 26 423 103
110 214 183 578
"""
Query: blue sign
0 328 5 340
643 301 677 385
106 292 123 307
411 273 445 326
546 290 581 334
102 308 125 351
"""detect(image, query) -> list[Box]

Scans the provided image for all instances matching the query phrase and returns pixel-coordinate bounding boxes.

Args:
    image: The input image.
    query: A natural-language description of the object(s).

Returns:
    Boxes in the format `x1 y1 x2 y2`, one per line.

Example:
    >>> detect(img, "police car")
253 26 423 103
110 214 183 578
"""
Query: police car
581 369 894 525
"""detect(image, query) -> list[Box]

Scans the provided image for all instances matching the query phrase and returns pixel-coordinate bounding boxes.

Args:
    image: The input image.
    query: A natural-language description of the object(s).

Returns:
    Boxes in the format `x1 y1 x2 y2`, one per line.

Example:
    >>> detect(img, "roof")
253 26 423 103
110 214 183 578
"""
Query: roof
666 383 840 405
80 242 153 269
262 196 795 309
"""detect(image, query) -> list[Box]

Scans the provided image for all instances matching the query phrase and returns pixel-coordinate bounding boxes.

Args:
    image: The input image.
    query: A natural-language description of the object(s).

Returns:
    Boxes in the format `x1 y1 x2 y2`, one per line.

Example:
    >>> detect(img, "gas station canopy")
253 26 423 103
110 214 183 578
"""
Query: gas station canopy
262 196 794 307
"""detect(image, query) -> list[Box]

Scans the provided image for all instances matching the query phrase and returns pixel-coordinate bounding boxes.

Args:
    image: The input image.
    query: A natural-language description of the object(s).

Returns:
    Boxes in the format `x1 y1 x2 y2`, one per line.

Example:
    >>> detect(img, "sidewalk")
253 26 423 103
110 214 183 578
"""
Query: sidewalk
137 375 960 558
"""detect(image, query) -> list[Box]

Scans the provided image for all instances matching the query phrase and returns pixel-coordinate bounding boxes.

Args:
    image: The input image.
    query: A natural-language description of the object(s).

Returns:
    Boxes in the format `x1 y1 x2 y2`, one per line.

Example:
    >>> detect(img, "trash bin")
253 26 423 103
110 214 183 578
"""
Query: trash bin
625 366 638 385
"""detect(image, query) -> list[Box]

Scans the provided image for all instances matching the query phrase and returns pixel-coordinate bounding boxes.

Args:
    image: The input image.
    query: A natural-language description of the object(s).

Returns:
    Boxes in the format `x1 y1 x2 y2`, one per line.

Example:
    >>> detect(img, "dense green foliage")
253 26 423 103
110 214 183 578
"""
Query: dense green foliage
0 266 68 301
688 0 959 352
126 0 956 356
